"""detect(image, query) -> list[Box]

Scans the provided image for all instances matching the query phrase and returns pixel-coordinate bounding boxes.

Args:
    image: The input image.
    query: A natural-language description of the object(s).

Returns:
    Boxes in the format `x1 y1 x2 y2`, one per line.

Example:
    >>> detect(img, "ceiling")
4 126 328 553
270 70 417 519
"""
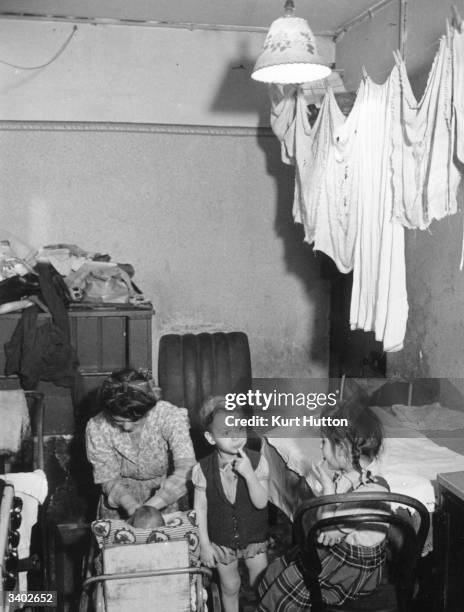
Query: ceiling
0 0 394 34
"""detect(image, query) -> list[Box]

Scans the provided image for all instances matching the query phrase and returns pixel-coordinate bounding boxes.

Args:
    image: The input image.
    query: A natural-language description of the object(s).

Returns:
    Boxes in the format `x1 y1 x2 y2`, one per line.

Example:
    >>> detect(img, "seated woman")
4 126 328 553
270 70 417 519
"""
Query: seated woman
85 368 196 523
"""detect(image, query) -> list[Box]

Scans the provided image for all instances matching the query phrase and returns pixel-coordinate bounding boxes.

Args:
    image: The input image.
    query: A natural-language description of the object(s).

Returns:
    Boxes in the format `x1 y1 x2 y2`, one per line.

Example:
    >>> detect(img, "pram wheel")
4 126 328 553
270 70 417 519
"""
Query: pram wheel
79 580 104 612
209 582 222 611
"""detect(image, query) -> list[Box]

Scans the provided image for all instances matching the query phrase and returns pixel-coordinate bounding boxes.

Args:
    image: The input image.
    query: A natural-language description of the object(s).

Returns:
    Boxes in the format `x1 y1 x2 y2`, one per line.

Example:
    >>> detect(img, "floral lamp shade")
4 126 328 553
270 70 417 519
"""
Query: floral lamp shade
251 2 331 84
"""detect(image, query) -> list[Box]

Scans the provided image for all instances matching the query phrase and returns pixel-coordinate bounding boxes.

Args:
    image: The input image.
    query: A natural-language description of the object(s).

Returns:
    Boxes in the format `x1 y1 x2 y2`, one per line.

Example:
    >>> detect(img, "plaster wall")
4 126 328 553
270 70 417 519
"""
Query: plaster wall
0 128 329 380
336 0 464 378
0 18 334 127
0 17 332 383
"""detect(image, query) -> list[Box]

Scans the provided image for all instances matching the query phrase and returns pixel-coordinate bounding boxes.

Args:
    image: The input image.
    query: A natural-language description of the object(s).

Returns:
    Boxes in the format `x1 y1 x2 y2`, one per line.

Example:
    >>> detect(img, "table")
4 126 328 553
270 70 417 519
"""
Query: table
436 471 464 612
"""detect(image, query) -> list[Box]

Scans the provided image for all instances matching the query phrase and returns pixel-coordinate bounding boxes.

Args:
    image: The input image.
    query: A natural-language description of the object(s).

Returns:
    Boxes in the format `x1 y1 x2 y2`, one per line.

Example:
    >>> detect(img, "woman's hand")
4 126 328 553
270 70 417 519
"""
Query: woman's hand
200 541 217 568
233 448 254 480
119 494 142 518
126 507 142 526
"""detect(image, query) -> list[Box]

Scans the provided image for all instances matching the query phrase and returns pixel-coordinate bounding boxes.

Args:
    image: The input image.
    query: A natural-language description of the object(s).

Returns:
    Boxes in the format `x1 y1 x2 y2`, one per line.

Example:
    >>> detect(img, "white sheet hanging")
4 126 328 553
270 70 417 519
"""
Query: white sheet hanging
346 70 408 352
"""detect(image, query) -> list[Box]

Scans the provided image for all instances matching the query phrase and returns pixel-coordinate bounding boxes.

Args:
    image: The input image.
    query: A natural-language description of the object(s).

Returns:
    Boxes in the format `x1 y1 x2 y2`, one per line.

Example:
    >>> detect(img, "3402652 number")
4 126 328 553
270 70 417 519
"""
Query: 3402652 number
4 591 57 607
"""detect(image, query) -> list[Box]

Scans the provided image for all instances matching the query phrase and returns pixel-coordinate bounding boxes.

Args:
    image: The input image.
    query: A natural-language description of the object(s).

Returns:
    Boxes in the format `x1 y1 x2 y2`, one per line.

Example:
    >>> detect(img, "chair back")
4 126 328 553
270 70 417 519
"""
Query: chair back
158 332 252 457
292 492 430 612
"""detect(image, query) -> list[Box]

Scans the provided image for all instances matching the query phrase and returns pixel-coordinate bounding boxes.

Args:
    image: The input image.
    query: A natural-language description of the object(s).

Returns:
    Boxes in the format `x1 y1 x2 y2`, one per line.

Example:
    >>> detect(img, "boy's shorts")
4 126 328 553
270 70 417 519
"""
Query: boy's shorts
212 540 268 565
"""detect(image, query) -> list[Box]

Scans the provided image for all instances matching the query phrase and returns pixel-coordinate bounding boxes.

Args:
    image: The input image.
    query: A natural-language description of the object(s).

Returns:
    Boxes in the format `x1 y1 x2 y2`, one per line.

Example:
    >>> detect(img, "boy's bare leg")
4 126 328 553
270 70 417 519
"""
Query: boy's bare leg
216 559 240 612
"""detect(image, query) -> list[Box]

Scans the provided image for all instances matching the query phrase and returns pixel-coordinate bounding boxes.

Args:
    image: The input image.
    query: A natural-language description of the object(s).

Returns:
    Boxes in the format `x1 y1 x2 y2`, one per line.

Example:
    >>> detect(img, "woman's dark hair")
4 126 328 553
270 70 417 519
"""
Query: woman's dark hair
100 368 162 421
321 393 383 474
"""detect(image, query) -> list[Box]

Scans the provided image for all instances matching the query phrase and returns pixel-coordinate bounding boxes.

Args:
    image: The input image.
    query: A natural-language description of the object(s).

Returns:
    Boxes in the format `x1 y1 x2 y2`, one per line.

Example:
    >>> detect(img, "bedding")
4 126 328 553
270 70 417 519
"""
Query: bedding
389 402 464 431
263 404 464 518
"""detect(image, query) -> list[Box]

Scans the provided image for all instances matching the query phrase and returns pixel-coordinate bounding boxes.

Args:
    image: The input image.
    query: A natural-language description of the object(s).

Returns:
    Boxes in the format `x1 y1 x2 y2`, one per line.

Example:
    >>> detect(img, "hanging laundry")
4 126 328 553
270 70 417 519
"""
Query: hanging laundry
268 18 464 354
269 84 314 231
346 70 407 352
454 23 464 166
392 27 459 229
452 23 464 269
270 72 408 352
270 85 356 271
310 88 357 273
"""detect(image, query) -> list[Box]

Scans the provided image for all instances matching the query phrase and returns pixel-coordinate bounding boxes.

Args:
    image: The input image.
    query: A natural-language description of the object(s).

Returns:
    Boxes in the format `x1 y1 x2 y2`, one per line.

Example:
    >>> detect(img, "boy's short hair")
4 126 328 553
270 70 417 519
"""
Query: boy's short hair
199 396 227 431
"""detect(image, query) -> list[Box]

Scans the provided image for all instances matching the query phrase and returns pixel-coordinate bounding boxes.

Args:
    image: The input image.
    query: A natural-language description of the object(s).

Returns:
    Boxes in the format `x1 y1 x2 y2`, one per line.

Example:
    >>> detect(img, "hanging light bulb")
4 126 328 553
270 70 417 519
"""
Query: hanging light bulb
251 0 331 84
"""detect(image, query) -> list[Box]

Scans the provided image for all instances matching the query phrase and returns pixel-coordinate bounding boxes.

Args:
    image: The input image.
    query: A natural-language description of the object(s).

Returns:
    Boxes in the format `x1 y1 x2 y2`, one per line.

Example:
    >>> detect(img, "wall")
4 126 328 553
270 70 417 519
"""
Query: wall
336 0 464 379
0 18 334 127
0 16 334 385
0 127 329 381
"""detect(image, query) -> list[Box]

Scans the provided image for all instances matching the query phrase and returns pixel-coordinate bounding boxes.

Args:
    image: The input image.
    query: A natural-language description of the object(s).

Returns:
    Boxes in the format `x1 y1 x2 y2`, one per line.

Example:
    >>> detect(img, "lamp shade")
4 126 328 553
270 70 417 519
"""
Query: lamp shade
252 15 331 84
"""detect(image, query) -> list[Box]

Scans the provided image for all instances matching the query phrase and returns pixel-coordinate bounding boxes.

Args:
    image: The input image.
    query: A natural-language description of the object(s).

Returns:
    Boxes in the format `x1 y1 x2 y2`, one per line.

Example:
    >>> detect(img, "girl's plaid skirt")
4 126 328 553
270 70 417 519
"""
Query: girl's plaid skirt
256 540 386 611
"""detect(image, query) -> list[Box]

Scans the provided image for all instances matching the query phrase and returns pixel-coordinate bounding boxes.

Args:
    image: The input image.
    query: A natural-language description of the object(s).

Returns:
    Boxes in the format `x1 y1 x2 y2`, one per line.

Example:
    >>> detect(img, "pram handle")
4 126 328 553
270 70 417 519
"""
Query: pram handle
82 565 212 590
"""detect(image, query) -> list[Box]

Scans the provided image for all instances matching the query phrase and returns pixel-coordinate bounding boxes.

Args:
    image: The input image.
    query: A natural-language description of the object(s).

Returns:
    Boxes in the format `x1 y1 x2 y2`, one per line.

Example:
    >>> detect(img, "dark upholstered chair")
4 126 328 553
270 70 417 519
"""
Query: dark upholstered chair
158 332 252 458
292 492 430 612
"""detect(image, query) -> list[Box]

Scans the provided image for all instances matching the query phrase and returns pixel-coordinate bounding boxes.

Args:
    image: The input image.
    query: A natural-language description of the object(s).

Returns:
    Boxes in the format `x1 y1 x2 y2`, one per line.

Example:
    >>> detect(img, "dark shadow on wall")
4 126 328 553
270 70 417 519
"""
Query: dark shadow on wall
389 210 464 380
255 133 330 373
209 40 270 127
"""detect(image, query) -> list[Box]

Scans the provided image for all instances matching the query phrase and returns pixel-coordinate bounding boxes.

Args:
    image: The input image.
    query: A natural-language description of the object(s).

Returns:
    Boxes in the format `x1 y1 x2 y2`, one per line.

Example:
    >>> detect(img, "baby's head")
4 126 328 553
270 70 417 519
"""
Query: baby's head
200 396 246 456
130 506 165 529
320 393 383 473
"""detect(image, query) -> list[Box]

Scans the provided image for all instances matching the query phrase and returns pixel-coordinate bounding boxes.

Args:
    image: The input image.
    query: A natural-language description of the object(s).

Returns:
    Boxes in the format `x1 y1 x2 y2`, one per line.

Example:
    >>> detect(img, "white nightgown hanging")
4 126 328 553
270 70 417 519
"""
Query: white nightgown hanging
345 69 408 352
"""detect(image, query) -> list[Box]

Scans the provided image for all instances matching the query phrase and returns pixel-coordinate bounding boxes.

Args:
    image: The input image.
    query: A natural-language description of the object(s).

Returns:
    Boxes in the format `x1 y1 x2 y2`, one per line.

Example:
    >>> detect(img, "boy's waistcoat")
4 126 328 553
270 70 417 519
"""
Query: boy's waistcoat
199 448 268 549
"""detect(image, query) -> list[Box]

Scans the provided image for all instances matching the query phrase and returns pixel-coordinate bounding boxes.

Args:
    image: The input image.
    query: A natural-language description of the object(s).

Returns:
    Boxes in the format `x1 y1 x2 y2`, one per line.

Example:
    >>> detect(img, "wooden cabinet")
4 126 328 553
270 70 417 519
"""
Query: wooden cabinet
436 471 464 612
0 305 154 434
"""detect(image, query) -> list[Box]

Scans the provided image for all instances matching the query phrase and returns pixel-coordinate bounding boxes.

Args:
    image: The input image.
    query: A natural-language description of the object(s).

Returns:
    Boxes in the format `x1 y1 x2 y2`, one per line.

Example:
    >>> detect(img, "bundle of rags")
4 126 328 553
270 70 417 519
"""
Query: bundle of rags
0 390 30 456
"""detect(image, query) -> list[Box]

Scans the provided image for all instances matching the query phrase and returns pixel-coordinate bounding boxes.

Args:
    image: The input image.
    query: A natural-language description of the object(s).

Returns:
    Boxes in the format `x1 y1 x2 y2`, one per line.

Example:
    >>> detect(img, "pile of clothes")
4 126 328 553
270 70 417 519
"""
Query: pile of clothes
0 241 147 313
0 241 147 398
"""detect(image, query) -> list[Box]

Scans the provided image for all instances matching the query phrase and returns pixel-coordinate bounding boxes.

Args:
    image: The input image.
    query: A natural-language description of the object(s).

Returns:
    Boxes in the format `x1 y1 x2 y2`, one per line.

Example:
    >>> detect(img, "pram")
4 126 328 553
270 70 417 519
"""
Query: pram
79 509 221 612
